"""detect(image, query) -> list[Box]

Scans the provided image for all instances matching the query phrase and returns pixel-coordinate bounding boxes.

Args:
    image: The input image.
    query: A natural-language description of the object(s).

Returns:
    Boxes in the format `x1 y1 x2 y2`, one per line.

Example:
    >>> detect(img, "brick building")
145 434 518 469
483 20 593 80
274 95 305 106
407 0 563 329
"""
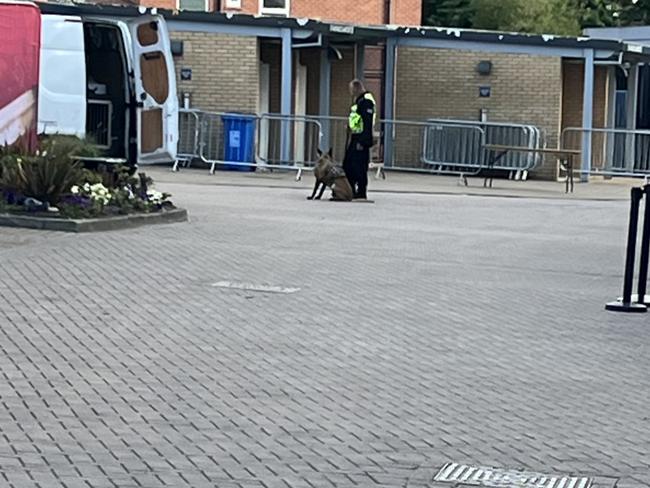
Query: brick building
38 2 650 180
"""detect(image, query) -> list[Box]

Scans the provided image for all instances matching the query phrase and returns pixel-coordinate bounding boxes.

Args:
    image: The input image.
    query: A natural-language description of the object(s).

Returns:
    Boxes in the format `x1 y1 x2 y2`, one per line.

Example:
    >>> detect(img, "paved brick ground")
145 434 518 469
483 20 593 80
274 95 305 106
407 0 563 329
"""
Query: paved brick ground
1 181 649 488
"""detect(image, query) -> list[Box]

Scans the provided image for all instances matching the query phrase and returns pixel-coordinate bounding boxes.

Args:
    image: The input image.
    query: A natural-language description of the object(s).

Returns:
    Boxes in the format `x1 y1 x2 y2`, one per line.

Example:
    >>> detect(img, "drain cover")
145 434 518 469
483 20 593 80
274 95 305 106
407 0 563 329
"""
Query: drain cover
212 281 300 294
434 462 592 488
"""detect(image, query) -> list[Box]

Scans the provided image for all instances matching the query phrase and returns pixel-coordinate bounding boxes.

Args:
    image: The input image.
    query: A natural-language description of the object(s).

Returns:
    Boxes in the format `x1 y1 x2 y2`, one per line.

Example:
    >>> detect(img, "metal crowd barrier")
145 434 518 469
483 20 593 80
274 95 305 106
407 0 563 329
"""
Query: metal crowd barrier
424 119 545 178
175 110 546 181
309 115 385 179
561 127 650 177
175 110 323 178
173 109 201 172
381 119 485 175
255 113 322 180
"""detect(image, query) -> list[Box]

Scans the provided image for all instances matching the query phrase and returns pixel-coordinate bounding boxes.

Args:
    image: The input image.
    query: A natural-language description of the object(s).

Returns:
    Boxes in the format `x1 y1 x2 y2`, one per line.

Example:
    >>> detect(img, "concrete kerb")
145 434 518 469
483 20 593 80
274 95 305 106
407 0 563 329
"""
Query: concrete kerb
0 208 188 233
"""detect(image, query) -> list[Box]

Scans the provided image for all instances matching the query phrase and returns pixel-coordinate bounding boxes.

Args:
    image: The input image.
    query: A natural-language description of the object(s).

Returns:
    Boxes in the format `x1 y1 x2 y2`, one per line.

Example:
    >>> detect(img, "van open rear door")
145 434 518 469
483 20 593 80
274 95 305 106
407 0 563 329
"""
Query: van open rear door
127 16 177 164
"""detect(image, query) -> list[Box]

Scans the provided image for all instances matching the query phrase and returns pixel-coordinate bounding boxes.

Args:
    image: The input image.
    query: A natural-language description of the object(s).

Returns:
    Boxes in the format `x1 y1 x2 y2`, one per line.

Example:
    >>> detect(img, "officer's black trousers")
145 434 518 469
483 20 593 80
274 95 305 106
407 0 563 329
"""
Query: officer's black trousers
343 142 370 199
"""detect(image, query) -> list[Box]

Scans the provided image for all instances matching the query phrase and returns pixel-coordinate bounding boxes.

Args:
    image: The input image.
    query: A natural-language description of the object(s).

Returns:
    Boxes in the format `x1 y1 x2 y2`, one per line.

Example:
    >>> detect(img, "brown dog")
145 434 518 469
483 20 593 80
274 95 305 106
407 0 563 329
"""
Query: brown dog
307 149 354 201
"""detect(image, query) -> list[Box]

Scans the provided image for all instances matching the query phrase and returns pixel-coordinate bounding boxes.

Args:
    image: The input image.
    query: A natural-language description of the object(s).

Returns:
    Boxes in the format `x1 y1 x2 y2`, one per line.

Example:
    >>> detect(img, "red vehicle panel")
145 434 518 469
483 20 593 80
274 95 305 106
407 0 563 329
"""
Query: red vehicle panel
0 1 40 150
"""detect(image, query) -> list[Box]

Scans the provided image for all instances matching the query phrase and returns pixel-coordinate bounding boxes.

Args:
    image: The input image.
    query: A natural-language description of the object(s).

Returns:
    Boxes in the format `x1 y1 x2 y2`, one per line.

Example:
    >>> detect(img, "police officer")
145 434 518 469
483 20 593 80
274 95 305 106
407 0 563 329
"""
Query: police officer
343 79 376 200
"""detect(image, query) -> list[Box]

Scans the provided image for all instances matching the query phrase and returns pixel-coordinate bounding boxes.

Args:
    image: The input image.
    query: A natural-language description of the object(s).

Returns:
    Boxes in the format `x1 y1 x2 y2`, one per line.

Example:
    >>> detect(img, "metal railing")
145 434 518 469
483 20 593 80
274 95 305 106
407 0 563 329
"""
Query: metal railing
256 114 322 174
173 109 201 171
424 119 545 176
175 110 323 178
379 119 485 175
312 115 385 179
562 127 650 177
175 110 547 181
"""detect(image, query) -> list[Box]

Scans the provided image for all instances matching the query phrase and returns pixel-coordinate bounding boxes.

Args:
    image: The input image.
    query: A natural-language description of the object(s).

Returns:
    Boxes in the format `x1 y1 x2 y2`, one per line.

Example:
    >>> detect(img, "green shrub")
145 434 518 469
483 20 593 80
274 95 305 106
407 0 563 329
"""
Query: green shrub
18 155 83 206
0 136 102 205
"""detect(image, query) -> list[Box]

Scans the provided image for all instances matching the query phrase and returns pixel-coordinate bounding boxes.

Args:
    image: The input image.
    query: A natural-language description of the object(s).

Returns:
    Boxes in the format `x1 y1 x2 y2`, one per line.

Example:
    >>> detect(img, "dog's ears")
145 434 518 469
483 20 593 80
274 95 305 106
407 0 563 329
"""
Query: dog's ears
317 147 333 158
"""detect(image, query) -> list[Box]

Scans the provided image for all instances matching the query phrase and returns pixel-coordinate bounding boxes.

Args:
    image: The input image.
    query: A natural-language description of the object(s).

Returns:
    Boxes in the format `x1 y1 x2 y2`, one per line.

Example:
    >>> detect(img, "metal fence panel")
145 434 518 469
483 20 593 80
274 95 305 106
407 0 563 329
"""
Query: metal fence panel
427 119 545 172
176 110 547 179
256 114 322 170
562 127 650 176
174 109 201 171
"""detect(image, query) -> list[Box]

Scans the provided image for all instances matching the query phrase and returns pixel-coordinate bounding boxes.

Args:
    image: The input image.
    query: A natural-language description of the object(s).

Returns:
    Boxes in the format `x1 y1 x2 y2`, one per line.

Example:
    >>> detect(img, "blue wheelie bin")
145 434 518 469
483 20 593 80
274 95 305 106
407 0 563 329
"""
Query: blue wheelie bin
222 113 256 172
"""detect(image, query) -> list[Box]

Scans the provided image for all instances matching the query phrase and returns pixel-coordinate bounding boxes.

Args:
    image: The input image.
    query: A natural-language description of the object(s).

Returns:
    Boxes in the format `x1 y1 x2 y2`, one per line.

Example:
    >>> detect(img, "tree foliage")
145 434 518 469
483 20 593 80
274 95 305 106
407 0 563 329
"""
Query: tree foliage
421 0 650 34
422 0 473 28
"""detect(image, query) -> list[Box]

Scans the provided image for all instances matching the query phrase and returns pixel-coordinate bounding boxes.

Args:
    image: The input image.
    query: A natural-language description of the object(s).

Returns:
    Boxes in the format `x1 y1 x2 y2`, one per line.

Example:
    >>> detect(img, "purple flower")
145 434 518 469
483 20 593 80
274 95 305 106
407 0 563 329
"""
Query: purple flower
2 190 20 205
62 195 92 208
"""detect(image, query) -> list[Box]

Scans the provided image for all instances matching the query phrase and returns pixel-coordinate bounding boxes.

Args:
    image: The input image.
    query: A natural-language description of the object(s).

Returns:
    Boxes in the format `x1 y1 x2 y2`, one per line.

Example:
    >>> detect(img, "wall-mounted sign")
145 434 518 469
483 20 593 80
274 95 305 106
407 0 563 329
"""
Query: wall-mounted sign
479 85 491 98
180 68 192 81
225 0 241 7
330 24 354 35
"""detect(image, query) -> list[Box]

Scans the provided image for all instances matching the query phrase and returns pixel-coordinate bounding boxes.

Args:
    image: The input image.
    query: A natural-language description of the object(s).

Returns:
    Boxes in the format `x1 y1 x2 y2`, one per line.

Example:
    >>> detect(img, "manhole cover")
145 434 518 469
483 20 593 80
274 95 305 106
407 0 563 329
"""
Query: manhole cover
212 281 300 294
434 462 592 488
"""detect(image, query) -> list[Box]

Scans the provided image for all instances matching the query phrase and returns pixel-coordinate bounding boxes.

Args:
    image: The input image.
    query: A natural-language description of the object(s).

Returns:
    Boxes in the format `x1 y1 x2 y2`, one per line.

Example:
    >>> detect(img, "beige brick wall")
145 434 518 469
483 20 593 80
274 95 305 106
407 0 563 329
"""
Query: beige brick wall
170 31 259 113
395 47 563 178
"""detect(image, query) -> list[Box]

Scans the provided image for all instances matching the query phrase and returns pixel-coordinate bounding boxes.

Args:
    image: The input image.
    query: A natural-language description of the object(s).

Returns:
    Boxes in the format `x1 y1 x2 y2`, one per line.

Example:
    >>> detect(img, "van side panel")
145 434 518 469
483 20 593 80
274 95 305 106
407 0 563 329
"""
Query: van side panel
0 2 41 150
38 15 86 136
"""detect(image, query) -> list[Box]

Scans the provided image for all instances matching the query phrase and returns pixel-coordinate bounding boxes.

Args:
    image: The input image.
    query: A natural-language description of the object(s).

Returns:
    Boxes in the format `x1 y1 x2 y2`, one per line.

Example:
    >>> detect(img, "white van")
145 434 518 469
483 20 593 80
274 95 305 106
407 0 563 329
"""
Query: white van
1 1 178 164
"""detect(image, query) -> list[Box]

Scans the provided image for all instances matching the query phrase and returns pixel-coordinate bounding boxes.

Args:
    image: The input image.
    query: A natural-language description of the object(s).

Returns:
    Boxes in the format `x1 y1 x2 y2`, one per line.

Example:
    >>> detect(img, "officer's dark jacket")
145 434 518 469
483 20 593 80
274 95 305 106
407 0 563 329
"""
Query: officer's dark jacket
350 92 376 148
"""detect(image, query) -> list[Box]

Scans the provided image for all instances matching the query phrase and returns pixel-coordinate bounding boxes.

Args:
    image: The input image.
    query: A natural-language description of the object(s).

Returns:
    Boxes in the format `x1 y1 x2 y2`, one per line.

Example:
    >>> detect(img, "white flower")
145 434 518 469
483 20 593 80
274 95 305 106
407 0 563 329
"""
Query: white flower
147 189 165 205
70 185 79 195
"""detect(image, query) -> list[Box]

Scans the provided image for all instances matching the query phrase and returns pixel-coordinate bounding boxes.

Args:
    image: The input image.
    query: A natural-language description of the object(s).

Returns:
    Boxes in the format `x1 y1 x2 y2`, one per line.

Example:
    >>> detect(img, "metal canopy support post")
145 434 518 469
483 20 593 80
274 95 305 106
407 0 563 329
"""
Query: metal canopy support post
605 66 617 166
625 63 639 172
355 43 365 82
280 28 293 164
319 45 332 151
581 48 595 182
383 37 397 167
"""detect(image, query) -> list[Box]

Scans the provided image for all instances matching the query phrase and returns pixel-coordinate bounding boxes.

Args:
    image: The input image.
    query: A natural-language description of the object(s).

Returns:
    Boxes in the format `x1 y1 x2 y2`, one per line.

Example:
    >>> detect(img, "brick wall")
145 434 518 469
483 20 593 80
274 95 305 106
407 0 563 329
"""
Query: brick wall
391 0 422 25
222 0 421 25
395 47 564 178
171 31 259 113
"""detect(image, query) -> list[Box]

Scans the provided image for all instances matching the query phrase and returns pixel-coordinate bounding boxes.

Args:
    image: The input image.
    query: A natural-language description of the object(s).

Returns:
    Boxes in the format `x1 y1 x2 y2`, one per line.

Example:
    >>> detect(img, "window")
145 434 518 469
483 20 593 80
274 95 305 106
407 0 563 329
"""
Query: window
177 0 209 11
260 0 289 16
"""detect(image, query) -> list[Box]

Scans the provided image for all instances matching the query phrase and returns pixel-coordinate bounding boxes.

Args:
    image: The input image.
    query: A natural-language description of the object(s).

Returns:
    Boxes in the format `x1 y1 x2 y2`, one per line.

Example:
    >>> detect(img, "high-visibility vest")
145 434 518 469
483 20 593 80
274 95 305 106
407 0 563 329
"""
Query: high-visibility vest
349 92 376 134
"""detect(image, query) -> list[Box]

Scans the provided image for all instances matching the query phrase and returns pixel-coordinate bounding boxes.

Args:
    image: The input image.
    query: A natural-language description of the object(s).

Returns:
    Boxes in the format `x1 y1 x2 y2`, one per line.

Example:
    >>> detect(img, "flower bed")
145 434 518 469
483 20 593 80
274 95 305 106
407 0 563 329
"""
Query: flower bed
0 136 185 230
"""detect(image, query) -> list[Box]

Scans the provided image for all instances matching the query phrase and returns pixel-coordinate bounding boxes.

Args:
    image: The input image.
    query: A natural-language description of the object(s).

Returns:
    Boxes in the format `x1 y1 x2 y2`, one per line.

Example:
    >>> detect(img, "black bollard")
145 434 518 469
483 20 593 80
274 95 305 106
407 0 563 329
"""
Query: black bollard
636 184 650 305
606 187 648 312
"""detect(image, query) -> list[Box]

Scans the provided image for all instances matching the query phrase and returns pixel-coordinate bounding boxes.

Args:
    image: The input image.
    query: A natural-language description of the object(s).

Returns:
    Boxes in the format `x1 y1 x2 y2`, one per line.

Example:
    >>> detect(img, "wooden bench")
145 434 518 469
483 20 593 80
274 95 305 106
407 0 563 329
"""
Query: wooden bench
484 144 581 193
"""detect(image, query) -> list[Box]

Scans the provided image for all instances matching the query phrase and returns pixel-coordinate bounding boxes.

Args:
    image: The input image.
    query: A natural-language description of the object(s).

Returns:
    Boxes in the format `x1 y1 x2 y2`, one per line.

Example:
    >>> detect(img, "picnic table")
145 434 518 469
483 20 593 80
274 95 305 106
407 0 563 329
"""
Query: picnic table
484 144 581 193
